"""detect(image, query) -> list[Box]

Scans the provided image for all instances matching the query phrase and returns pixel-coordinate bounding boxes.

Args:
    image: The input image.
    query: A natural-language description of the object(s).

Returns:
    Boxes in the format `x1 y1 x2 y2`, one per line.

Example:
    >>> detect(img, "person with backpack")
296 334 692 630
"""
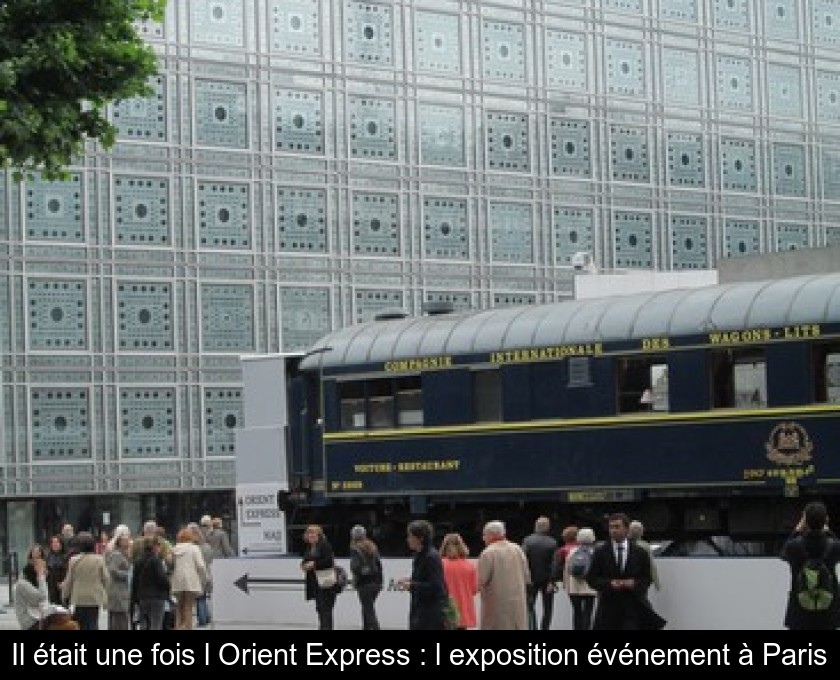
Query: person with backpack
562 527 598 630
780 500 840 630
349 525 383 630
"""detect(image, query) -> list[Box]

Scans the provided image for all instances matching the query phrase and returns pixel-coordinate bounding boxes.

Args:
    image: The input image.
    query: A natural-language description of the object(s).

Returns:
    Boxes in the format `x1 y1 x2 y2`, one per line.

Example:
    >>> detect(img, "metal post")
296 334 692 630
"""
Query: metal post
7 551 18 605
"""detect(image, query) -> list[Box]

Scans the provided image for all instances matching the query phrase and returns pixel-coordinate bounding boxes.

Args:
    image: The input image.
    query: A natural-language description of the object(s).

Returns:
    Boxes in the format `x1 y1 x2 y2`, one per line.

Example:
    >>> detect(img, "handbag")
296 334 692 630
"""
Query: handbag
315 567 337 589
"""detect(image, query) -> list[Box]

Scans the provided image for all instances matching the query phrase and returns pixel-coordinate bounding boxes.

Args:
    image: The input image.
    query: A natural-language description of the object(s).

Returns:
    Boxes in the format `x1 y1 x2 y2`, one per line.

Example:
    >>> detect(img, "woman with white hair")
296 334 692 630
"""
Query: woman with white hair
563 526 598 630
106 526 133 629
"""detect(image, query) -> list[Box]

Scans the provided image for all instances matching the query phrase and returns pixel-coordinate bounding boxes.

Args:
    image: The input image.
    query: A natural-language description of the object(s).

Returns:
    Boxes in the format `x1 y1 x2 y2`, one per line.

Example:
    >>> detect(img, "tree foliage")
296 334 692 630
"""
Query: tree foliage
0 0 166 180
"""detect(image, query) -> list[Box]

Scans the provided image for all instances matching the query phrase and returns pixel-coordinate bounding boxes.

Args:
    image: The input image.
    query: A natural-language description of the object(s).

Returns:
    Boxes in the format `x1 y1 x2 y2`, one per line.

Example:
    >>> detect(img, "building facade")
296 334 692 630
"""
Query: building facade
2 0 840 563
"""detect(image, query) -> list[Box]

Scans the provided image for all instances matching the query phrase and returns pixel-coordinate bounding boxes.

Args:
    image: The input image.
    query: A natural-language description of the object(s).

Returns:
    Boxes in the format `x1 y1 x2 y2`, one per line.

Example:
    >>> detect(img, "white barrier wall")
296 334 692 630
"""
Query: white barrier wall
211 556 792 630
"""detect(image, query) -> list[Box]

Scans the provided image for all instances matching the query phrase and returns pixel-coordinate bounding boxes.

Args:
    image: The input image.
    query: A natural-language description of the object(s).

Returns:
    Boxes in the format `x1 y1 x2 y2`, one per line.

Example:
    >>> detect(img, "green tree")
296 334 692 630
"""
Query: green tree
0 0 166 180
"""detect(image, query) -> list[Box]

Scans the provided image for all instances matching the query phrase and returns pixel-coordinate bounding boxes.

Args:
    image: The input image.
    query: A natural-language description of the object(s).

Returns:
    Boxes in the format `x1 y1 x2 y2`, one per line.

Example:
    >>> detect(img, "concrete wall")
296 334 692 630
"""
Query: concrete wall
718 246 840 283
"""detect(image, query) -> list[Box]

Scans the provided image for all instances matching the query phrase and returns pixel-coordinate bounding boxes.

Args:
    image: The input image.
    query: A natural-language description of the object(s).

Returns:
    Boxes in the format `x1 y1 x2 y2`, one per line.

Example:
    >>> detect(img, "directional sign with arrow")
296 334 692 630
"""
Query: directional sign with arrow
234 574 302 594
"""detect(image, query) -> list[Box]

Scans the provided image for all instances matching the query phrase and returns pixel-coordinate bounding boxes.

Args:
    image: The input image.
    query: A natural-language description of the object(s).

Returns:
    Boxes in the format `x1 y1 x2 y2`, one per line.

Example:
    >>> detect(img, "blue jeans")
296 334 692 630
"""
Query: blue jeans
196 595 210 626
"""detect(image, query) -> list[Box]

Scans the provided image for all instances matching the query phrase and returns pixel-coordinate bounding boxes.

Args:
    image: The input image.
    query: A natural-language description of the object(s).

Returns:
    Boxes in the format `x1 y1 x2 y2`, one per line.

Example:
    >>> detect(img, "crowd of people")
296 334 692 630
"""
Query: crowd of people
14 515 233 631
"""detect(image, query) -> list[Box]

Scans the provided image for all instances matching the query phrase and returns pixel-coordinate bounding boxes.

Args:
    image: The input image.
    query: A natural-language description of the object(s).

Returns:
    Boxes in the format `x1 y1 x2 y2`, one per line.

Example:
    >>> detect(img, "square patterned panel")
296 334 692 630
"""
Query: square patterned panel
201 284 255 351
490 202 533 263
545 29 587 91
425 290 472 312
716 56 753 110
725 219 762 257
195 80 248 149
486 112 529 172
31 389 90 460
115 177 170 246
344 1 393 66
352 193 400 256
605 0 641 10
768 64 803 118
482 19 526 83
720 138 758 192
119 388 175 458
113 74 166 141
714 0 750 30
349 96 396 160
419 104 465 167
826 226 840 246
277 187 327 252
670 215 709 269
551 118 591 177
26 174 83 242
765 1 799 40
354 289 404 324
553 207 594 265
775 223 810 250
117 281 173 351
275 89 323 154
823 148 840 200
812 0 840 48
270 0 321 55
197 182 251 249
660 0 698 21
494 292 535 307
27 279 87 350
773 144 807 197
414 11 461 75
204 387 243 456
280 287 331 351
610 125 650 183
816 71 840 123
423 197 469 260
613 211 653 268
190 0 244 47
605 39 645 97
662 48 700 106
667 133 705 187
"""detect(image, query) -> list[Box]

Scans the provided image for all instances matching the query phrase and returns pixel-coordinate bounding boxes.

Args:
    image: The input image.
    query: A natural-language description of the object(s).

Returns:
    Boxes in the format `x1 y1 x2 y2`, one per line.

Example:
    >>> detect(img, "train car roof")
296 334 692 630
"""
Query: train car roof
299 273 840 370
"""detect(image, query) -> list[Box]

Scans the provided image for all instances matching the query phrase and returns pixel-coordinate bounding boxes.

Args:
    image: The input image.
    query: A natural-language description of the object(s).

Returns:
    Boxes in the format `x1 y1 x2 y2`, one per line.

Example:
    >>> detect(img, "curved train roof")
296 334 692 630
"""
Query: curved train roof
299 273 840 371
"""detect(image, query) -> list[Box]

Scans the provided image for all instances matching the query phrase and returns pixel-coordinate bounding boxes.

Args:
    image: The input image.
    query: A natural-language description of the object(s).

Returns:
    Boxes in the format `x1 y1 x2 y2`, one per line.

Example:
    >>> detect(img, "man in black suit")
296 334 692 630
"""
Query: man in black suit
586 512 665 630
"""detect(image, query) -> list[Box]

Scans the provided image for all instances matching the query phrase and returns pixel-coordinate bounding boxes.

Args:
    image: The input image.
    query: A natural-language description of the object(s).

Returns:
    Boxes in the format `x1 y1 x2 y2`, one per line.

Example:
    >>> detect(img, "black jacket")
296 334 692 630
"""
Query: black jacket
780 530 840 630
522 532 559 586
302 538 335 601
408 543 446 630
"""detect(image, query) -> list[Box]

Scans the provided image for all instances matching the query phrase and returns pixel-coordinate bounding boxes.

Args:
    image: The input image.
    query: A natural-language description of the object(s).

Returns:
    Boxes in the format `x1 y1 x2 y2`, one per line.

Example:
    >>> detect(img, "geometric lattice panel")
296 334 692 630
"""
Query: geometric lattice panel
716 56 753 110
713 0 750 30
195 79 248 149
725 219 762 257
553 206 594 265
423 196 469 260
352 193 400 256
26 174 83 242
200 284 255 351
490 202 533 263
765 1 799 40
204 387 243 457
610 125 650 182
354 289 404 324
119 388 176 458
660 0 698 21
349 96 396 160
114 177 170 245
613 211 653 268
425 290 472 312
31 389 91 460
775 223 810 250
275 89 324 153
605 38 644 96
823 148 840 200
414 10 461 75
419 104 465 166
606 0 642 10
826 226 840 247
551 118 591 177
270 0 321 55
816 71 840 123
662 48 700 106
773 144 807 197
721 138 758 192
670 215 709 269
486 112 529 172
277 187 327 252
344 0 393 66
113 74 166 141
768 64 803 118
545 30 587 91
812 0 840 48
117 281 173 351
197 182 251 248
667 133 705 186
494 292 536 307
27 279 88 350
190 0 244 47
482 19 526 83
280 287 331 351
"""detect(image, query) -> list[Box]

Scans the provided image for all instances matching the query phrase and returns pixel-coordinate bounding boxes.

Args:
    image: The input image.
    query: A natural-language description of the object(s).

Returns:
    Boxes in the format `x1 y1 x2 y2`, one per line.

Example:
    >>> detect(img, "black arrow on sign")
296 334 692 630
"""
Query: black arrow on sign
234 574 302 594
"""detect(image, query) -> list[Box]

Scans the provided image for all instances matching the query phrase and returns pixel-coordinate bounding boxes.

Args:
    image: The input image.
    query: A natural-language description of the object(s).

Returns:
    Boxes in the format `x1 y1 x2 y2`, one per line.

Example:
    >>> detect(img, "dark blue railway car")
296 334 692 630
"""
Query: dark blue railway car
287 273 840 555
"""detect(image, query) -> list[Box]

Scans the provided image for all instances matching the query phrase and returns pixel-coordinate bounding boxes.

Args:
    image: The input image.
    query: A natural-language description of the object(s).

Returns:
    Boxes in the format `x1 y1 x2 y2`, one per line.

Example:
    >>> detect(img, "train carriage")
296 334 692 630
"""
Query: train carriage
286 273 840 555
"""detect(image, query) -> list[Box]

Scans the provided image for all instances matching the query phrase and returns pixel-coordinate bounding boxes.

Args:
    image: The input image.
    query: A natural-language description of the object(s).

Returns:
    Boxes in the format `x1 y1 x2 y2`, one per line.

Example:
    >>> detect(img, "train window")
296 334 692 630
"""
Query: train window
396 376 423 426
368 379 395 429
616 357 668 413
339 382 366 430
711 349 766 409
813 344 840 403
473 370 502 422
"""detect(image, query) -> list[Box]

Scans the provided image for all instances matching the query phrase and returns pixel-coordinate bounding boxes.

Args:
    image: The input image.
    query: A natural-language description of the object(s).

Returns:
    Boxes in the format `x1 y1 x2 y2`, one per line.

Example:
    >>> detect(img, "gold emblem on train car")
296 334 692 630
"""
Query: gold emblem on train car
765 422 814 466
